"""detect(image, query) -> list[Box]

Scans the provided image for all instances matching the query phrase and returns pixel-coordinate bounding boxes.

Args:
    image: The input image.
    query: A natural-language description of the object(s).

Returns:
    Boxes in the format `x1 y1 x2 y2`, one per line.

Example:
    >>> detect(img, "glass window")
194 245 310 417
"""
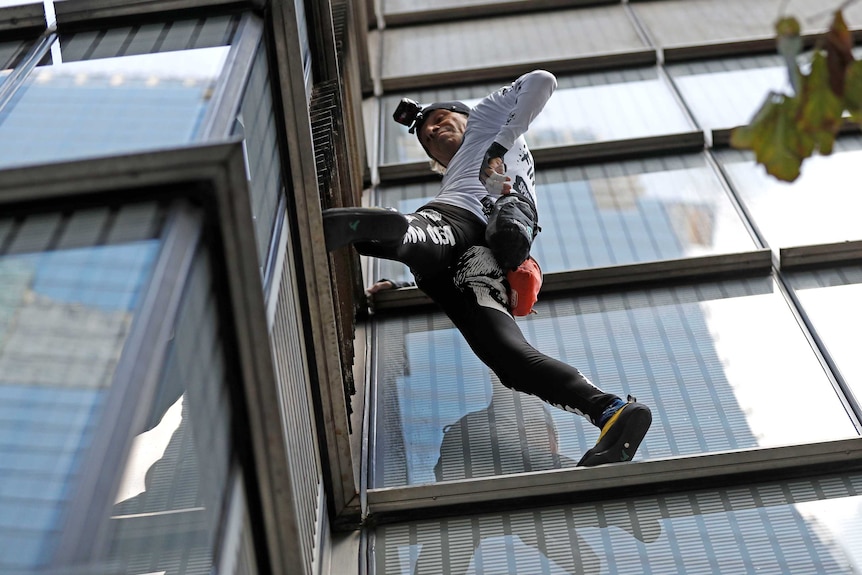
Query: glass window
235 41 283 270
0 205 163 570
0 46 228 169
716 137 862 250
374 472 862 574
787 264 862 408
0 36 32 71
381 6 647 83
0 15 242 170
668 54 789 136
631 0 858 53
372 275 857 488
381 68 694 166
107 247 235 574
373 155 756 284
385 0 516 14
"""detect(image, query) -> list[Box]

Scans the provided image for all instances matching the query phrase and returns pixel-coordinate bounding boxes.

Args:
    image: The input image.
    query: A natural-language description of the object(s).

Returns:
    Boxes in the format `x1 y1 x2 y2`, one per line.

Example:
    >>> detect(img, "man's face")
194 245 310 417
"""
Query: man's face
418 109 468 166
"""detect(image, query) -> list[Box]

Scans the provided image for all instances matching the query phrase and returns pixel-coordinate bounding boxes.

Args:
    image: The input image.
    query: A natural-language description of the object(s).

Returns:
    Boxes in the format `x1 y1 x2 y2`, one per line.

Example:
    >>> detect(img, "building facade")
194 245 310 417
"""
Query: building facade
0 0 861 573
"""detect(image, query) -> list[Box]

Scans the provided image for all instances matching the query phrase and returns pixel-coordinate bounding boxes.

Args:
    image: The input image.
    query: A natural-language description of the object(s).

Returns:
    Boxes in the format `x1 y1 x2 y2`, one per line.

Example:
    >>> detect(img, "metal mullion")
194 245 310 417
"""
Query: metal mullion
51 203 205 566
197 12 264 141
370 249 774 312
365 437 862 523
779 240 862 270
52 0 263 29
0 30 55 116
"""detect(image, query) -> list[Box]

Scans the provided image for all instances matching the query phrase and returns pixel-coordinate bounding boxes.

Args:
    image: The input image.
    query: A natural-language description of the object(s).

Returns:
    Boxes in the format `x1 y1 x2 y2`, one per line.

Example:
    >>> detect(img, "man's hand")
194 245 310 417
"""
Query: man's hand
366 280 396 296
479 142 511 194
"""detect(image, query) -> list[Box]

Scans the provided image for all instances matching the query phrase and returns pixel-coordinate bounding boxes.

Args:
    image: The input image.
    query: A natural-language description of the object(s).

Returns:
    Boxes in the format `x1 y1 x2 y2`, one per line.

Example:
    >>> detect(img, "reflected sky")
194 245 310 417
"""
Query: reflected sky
672 65 788 132
721 145 862 249
793 282 862 410
0 46 228 169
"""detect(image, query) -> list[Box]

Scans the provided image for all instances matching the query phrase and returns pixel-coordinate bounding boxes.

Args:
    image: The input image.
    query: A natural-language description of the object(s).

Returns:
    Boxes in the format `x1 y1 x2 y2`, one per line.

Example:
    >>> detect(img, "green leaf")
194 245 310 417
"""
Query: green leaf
845 60 862 123
730 92 806 182
797 51 844 156
825 9 854 97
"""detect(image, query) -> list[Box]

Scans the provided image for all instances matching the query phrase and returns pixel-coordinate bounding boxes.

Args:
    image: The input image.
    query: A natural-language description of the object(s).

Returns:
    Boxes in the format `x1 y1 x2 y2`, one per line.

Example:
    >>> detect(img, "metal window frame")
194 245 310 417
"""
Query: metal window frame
52 0 264 29
0 141 303 574
0 3 45 37
370 248 772 312
366 437 862 525
377 131 707 184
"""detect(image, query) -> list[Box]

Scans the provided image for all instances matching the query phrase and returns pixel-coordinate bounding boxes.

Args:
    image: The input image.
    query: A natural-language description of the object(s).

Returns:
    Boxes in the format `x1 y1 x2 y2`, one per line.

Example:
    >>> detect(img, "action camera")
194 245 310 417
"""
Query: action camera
393 98 424 133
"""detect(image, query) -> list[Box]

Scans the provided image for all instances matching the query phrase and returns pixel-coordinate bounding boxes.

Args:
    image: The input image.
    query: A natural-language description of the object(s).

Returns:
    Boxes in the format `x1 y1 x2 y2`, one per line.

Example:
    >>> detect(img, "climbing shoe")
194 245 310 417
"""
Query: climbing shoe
322 207 409 251
577 395 651 467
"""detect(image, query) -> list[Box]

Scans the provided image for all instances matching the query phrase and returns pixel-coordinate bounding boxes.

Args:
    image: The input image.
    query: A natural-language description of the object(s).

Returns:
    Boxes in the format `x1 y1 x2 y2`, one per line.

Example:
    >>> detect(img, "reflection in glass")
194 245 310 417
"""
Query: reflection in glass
375 473 862 574
381 69 692 166
668 55 788 133
374 156 756 284
718 137 862 249
107 249 234 574
788 265 862 409
384 0 500 14
372 276 857 488
381 6 645 82
0 46 229 169
0 237 160 569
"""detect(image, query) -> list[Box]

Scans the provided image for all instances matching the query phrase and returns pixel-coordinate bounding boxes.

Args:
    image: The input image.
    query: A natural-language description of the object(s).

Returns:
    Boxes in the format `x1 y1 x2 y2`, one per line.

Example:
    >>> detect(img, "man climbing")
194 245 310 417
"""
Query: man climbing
323 70 651 466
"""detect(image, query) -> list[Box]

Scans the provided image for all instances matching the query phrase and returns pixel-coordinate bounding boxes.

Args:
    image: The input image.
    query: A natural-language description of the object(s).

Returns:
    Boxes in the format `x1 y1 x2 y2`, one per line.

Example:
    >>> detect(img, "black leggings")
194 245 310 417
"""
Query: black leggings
356 203 617 425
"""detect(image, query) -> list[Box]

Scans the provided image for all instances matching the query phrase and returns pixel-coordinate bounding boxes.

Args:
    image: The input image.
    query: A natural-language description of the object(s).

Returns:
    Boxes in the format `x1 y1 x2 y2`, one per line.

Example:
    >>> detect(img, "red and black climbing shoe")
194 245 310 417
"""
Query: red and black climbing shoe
322 207 409 252
577 395 651 467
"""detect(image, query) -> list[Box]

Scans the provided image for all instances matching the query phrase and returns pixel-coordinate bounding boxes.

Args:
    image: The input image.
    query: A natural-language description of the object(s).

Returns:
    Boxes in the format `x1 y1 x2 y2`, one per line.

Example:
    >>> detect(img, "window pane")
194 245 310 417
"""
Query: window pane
385 0 526 15
0 36 31 71
632 0 862 52
381 68 693 166
716 137 862 249
668 54 788 134
375 473 862 574
373 155 756 284
372 276 856 488
235 41 284 269
0 207 163 570
788 265 862 408
381 6 646 83
107 248 235 574
0 44 229 169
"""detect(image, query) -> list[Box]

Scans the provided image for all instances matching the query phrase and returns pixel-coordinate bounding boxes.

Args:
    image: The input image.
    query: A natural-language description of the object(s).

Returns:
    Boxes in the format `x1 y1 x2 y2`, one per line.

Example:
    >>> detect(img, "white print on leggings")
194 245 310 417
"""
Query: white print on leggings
402 213 456 246
454 246 510 315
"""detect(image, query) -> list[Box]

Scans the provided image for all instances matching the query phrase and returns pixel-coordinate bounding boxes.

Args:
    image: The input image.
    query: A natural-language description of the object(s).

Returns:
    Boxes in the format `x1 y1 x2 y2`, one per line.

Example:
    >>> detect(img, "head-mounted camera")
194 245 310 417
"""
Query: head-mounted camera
392 98 470 134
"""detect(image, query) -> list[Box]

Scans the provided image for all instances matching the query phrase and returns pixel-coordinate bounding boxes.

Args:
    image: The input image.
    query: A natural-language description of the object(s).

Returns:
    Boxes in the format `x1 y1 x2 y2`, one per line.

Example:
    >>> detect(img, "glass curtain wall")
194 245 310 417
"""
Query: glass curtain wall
366 0 862 573
0 7 278 574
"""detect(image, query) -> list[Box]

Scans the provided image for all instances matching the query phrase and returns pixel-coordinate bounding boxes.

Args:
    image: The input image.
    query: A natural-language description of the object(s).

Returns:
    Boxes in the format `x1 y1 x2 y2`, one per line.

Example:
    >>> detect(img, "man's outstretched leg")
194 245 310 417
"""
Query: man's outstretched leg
322 207 409 251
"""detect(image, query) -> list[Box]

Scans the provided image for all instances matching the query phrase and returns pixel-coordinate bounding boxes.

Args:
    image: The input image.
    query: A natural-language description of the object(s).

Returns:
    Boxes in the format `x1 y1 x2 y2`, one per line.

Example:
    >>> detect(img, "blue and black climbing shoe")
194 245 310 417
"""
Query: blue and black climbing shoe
322 207 409 252
577 395 651 467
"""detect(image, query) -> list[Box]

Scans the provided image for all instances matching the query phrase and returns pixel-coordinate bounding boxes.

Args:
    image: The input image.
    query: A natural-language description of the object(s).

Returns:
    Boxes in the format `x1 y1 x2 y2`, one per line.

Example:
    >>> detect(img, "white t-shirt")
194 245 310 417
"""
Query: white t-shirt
433 70 557 223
